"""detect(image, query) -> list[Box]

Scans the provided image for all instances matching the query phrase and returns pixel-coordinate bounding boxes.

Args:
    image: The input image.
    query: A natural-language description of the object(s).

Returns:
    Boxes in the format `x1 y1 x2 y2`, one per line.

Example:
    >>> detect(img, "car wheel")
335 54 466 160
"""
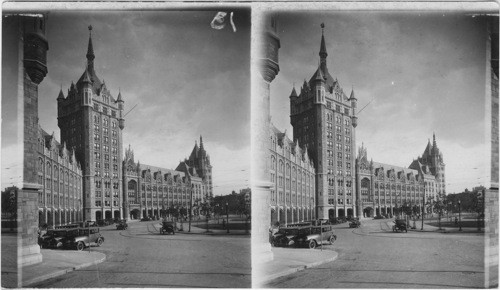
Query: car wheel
309 240 317 249
76 242 85 251
329 235 336 245
97 238 103 246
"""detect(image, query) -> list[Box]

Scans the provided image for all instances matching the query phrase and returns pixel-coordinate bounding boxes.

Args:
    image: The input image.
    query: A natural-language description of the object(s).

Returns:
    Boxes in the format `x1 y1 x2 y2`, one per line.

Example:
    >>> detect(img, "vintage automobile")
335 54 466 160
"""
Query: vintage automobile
272 227 300 247
392 219 408 233
349 218 361 228
116 220 128 230
39 229 79 249
291 225 337 249
141 216 152 222
159 221 175 235
64 228 105 251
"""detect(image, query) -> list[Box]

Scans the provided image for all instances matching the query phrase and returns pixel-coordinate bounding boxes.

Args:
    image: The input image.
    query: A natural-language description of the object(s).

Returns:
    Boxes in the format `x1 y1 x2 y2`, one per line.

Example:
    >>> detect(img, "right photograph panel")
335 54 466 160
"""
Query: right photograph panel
253 8 498 288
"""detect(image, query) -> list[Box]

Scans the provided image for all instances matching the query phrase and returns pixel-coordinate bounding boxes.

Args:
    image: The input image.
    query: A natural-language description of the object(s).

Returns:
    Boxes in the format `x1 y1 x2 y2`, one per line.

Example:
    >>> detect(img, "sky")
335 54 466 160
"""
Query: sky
2 10 251 194
269 11 492 194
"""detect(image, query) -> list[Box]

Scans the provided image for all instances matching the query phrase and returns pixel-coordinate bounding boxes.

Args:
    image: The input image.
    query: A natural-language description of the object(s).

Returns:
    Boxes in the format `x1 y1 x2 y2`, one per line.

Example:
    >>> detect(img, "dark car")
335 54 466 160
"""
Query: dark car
116 220 128 230
64 228 104 251
141 216 152 222
272 228 299 247
392 219 407 233
349 218 361 228
39 229 79 249
291 225 337 249
160 221 175 234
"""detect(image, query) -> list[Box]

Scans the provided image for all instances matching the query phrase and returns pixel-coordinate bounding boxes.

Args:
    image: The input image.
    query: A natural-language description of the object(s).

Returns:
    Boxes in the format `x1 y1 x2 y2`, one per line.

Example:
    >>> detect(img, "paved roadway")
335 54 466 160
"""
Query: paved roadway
30 221 250 288
266 218 485 288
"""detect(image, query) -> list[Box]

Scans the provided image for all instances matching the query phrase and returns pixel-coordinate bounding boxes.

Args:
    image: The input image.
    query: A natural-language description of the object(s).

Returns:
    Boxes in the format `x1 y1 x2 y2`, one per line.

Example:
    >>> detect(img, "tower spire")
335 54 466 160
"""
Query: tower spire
86 25 95 71
319 23 328 72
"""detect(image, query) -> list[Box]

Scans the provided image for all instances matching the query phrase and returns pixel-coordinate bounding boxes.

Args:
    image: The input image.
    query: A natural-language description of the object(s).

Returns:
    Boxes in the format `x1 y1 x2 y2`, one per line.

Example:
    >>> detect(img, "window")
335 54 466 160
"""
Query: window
95 200 102 206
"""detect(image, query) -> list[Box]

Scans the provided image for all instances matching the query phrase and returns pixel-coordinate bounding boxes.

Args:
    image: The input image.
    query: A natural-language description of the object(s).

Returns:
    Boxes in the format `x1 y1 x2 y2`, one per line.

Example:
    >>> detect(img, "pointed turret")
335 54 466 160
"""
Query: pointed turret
319 23 328 72
289 86 298 98
86 25 95 65
200 135 204 150
57 87 65 101
117 88 125 130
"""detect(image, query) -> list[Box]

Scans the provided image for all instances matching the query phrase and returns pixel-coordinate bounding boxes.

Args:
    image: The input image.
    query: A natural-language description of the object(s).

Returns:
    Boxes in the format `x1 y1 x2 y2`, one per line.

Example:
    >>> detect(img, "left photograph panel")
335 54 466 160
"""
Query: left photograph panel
2 9 251 288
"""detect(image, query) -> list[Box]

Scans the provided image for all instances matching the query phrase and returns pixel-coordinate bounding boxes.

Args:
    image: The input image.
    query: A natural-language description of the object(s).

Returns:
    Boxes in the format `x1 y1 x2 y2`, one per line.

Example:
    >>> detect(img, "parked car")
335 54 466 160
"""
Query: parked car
392 219 407 233
291 225 337 249
116 220 128 230
141 216 152 222
160 221 175 234
349 218 361 228
64 228 104 251
271 227 300 247
39 229 79 249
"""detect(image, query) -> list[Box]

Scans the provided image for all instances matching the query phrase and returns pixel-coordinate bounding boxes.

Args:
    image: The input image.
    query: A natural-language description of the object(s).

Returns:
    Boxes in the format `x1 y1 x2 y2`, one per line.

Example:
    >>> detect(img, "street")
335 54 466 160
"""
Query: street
266 218 485 288
30 220 251 288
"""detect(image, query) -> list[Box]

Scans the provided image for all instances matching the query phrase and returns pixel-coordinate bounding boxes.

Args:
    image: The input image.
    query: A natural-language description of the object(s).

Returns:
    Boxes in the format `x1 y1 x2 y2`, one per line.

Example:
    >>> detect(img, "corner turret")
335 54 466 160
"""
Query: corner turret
117 89 125 130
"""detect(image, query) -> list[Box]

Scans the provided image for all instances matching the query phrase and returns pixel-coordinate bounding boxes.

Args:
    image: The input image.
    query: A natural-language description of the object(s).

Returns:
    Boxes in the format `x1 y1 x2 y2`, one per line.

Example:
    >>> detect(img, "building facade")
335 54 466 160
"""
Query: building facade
57 26 125 221
355 144 426 218
289 24 358 220
37 128 83 226
408 133 446 199
122 137 212 220
269 124 316 225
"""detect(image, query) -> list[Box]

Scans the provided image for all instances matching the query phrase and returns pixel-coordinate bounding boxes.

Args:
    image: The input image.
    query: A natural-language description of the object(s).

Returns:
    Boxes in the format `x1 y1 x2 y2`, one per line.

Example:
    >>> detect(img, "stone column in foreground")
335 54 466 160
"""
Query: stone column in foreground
252 12 280 287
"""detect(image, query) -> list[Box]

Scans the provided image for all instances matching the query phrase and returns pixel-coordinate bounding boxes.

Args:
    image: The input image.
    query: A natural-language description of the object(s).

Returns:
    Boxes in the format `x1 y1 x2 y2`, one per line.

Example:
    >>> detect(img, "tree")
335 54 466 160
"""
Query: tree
1 187 17 220
432 193 446 230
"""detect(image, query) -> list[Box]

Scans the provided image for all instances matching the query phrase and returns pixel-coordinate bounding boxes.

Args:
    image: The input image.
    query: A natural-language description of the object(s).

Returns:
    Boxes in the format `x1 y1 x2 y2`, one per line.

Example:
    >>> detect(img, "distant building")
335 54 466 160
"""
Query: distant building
355 144 425 218
37 128 83 226
269 124 316 225
408 133 446 198
122 137 212 220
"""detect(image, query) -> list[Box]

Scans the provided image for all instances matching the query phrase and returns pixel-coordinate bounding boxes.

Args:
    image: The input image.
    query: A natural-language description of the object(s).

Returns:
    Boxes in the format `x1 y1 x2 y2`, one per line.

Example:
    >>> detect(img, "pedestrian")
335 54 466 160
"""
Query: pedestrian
455 217 458 225
222 219 226 229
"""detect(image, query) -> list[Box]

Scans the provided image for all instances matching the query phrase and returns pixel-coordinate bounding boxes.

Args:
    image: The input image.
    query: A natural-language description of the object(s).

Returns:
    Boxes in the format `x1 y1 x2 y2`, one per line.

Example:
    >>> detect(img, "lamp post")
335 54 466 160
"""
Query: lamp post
458 199 462 231
421 194 425 231
226 202 229 233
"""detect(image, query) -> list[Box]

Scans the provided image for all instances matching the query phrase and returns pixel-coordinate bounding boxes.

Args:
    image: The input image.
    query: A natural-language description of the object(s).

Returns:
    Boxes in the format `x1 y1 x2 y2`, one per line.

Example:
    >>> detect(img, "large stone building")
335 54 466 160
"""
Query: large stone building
284 24 446 221
269 124 316 225
122 137 212 220
57 26 125 221
355 144 426 218
37 128 83 226
408 133 446 199
289 24 358 220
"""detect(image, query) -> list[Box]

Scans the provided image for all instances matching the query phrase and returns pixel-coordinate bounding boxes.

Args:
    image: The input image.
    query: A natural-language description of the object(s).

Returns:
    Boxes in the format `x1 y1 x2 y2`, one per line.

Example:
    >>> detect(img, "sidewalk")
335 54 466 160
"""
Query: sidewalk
21 249 106 287
256 247 338 286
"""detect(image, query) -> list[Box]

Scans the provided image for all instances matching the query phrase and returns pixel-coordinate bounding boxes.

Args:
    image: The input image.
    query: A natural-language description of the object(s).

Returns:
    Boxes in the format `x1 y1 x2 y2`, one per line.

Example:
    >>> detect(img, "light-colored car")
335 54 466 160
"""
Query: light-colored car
291 225 337 249
65 228 104 251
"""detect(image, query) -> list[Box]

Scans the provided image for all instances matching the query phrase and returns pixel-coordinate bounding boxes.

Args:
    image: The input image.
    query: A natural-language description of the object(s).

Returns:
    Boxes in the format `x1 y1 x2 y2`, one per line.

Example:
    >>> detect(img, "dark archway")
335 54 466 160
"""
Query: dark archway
96 210 102 221
338 208 345 218
270 208 278 226
347 208 353 218
364 207 374 218
105 210 112 220
328 208 336 221
39 210 45 227
130 209 140 219
114 210 120 219
279 208 285 225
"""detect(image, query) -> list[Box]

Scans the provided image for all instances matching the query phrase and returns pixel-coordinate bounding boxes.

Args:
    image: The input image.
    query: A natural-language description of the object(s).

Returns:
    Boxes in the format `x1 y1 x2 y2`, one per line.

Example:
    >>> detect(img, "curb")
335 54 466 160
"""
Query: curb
260 250 339 283
22 253 106 287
